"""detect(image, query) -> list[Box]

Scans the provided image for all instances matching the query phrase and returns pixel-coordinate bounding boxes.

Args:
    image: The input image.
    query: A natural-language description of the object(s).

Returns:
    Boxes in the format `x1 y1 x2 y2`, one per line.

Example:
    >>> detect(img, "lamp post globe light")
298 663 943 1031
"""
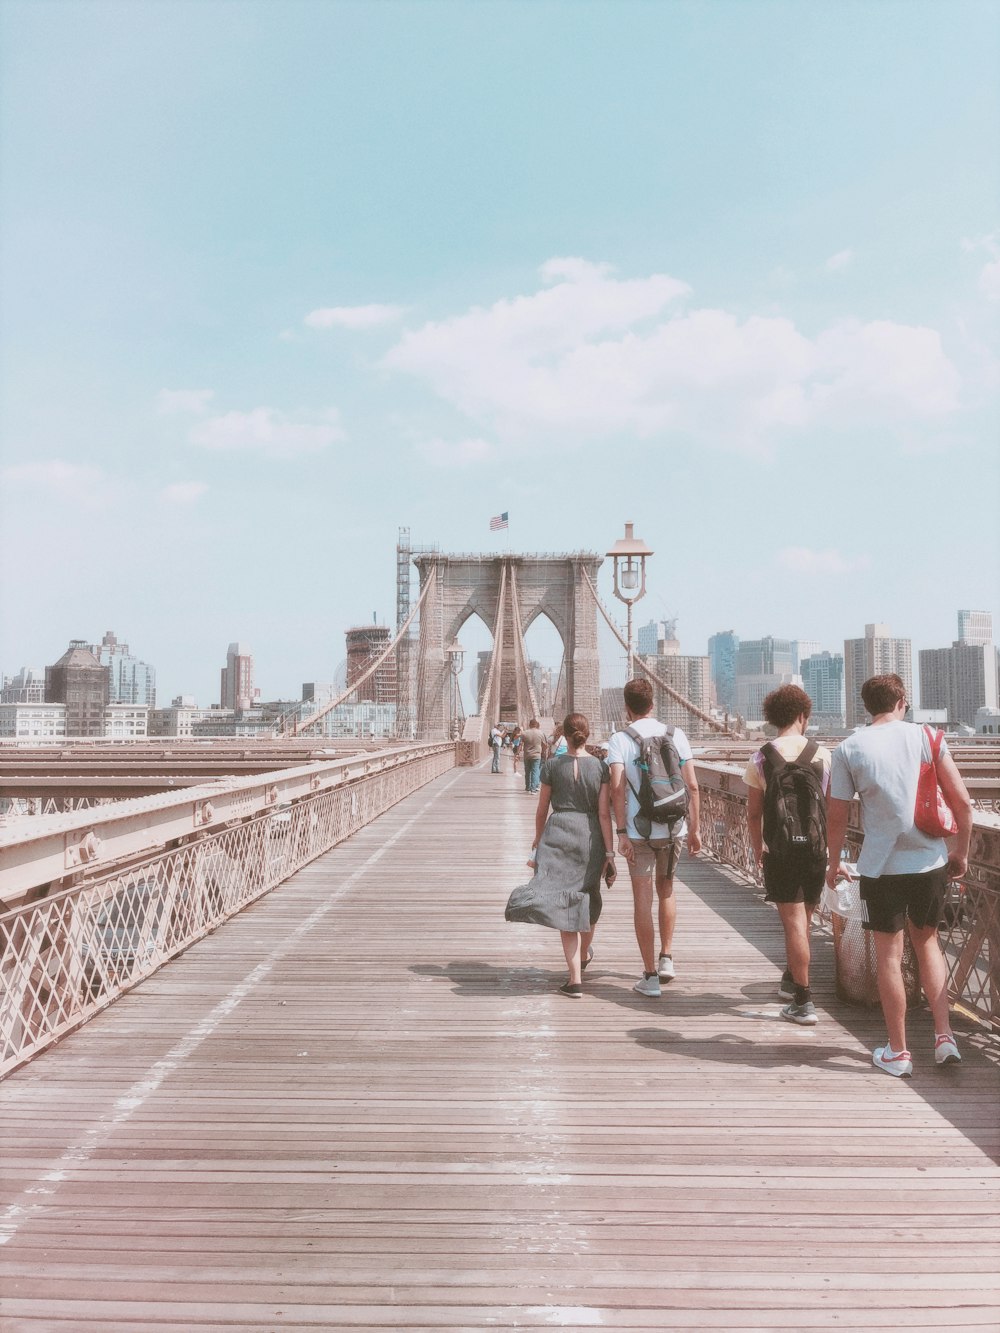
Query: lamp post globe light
606 523 653 680
446 640 465 739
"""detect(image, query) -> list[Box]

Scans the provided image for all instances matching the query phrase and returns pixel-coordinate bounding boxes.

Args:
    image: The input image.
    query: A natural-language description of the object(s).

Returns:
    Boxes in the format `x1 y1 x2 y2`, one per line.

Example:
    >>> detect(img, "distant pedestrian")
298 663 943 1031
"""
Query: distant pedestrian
745 684 831 1025
510 727 523 774
505 713 615 996
608 677 701 997
520 717 546 793
549 723 568 757
826 673 972 1077
489 723 503 774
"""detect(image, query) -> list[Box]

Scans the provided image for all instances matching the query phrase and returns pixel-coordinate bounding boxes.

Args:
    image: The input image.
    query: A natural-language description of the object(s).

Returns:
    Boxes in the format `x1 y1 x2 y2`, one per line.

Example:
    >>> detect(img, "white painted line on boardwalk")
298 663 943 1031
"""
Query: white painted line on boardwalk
0 770 465 1247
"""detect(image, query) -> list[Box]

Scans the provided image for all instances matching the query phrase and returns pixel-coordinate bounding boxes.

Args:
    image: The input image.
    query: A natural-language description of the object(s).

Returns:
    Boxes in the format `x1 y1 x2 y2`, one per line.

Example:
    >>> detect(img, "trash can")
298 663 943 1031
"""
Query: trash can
828 882 921 1009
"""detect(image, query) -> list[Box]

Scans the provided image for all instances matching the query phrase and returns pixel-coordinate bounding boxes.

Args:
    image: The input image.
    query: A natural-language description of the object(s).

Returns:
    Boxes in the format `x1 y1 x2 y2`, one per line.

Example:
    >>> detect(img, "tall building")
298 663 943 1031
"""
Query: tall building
45 640 110 737
91 630 156 708
220 642 255 710
637 618 679 657
957 609 992 645
733 636 795 724
345 624 396 704
736 636 794 678
843 624 912 728
919 640 998 728
801 651 845 724
708 631 739 712
645 654 712 739
792 640 822 673
1 667 45 704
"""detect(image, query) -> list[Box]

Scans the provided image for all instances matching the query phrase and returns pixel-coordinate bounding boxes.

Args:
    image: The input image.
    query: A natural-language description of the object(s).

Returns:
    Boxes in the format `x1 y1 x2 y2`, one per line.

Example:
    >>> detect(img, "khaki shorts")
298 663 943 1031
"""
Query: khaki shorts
629 838 682 882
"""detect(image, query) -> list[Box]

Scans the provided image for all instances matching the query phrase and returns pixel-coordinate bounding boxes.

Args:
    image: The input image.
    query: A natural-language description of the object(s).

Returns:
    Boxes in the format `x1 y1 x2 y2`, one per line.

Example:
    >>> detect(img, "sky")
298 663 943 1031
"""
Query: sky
1 0 998 708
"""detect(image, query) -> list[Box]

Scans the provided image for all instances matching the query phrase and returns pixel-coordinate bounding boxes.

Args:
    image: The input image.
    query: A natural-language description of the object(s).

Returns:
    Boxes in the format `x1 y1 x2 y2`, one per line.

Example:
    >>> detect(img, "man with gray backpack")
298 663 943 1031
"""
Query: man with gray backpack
744 684 831 1025
608 677 702 996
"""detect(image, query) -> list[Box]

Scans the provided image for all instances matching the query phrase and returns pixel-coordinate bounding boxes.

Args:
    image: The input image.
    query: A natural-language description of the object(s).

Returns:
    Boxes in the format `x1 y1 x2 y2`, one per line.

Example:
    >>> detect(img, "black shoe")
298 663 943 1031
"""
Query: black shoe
559 981 583 998
778 968 795 1000
581 948 594 971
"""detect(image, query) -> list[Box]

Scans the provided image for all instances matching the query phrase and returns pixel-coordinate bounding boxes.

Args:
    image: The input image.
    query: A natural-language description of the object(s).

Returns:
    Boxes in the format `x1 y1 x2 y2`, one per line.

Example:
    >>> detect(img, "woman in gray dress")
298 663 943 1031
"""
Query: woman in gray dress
505 712 616 996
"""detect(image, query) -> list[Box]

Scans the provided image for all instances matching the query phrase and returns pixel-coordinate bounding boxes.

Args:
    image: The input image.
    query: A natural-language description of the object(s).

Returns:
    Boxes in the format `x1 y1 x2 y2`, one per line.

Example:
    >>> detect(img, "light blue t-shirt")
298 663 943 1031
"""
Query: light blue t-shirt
830 721 948 878
607 718 693 841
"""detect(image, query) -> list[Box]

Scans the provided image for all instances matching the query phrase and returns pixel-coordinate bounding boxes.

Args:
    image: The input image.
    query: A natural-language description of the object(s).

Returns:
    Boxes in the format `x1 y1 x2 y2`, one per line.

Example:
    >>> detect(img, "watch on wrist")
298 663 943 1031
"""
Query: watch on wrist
616 827 627 835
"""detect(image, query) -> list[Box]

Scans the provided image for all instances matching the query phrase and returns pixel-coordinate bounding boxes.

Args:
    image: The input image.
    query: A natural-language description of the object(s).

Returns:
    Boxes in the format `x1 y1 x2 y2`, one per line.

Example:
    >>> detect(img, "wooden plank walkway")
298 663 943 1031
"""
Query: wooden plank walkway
1 759 998 1332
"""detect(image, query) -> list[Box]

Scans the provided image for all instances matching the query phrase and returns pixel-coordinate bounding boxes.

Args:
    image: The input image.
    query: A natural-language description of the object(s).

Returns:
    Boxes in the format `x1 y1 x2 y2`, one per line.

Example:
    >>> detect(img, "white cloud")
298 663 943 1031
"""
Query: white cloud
777 546 870 575
812 319 960 417
417 437 496 467
382 258 961 451
305 303 406 330
979 258 1000 302
161 481 208 503
825 248 854 272
156 388 214 415
190 407 344 456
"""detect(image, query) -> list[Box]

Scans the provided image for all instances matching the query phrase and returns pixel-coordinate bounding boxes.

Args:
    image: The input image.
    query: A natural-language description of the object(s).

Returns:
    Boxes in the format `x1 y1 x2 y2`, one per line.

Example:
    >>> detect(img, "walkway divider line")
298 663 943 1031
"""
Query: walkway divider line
0 768 466 1247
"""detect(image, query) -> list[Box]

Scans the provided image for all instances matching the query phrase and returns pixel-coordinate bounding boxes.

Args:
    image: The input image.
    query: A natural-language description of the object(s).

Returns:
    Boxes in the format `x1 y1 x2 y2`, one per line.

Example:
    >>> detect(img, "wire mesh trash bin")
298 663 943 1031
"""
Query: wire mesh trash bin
827 879 921 1009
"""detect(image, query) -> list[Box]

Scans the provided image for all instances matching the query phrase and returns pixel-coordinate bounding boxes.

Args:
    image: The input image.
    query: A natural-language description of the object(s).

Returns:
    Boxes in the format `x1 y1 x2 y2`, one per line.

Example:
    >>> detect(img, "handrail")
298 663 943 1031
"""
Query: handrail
0 742 458 1078
0 741 454 906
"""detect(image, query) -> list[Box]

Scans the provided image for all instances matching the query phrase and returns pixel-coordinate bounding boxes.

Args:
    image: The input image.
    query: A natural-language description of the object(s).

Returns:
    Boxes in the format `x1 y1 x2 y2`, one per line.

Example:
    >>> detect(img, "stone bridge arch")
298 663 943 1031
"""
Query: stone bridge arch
413 552 603 739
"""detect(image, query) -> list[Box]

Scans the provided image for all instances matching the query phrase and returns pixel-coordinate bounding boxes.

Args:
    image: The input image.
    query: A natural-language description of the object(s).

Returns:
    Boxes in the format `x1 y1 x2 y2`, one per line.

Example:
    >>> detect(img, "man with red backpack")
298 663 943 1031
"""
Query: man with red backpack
745 685 832 1026
608 677 701 997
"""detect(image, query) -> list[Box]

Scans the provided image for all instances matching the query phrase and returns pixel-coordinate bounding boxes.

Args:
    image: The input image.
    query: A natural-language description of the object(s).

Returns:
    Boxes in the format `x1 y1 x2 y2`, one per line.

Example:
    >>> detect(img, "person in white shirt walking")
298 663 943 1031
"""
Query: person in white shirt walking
826 674 972 1077
607 677 701 996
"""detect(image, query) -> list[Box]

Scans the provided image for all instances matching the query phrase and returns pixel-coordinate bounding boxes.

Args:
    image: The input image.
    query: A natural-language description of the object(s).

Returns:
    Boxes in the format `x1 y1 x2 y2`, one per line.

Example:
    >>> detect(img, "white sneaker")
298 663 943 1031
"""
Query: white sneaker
657 954 675 982
873 1045 913 1078
934 1034 961 1065
633 974 661 997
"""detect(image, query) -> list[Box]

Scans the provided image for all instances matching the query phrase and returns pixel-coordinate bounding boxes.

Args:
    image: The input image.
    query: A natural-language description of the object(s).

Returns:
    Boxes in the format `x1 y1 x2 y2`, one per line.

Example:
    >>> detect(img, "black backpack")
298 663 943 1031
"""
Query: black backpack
760 740 827 865
625 724 689 834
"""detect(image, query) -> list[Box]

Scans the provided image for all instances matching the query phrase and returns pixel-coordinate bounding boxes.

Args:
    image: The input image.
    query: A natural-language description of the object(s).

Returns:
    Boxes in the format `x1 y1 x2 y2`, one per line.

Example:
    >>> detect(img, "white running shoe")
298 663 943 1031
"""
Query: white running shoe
657 954 675 982
934 1034 961 1065
633 974 661 998
873 1045 913 1078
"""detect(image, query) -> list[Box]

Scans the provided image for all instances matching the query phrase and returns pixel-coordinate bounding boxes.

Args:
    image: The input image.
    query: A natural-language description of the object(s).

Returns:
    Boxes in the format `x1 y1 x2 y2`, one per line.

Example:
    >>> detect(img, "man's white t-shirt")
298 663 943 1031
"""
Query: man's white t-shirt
607 718 693 840
830 720 948 878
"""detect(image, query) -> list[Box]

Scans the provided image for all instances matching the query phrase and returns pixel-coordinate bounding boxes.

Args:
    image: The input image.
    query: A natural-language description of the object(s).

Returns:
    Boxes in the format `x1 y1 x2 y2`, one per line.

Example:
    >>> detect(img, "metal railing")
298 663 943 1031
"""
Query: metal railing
0 742 456 1078
695 761 1000 1031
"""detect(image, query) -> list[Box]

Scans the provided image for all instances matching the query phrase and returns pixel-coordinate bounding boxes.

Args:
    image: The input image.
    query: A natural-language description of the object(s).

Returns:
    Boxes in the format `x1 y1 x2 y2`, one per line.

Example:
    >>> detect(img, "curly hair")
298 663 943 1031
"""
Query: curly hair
762 684 813 729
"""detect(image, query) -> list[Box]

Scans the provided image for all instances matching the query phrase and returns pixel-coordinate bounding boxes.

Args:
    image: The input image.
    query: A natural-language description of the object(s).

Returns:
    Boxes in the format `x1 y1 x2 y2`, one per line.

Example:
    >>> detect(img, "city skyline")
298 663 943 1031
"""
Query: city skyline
5 606 994 719
1 2 998 705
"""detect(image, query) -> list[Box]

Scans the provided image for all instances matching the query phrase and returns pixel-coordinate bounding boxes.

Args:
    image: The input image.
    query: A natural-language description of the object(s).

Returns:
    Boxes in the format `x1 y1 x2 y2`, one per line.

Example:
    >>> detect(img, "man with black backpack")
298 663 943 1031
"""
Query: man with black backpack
744 684 831 1025
608 677 701 997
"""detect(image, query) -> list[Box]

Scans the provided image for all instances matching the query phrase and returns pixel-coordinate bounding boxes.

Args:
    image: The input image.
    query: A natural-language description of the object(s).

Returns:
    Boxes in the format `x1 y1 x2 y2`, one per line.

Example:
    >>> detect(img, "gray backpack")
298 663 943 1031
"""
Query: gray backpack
625 724 689 837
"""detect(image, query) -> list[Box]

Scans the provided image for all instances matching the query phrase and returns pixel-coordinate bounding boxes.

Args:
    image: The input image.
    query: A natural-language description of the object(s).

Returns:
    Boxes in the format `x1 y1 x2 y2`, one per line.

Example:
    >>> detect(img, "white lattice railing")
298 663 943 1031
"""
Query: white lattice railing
695 761 1000 1031
0 743 456 1078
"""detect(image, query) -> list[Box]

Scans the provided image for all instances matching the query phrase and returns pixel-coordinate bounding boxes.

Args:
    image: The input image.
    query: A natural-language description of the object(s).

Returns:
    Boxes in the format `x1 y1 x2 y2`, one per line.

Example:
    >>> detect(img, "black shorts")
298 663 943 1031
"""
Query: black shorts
762 853 825 906
860 866 949 934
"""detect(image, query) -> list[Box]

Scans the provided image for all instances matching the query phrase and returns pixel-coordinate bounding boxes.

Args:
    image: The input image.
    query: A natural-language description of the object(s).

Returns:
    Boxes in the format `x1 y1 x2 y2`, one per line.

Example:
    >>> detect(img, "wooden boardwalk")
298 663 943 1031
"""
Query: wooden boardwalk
1 760 998 1332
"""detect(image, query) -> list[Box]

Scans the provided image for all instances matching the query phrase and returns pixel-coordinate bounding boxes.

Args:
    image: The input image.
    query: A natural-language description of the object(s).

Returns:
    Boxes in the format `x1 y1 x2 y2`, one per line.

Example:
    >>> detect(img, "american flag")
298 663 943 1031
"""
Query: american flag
489 512 509 531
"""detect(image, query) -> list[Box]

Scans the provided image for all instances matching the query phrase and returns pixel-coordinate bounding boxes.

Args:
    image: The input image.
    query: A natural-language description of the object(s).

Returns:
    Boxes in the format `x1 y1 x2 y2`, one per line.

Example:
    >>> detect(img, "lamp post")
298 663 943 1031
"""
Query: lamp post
606 523 653 679
446 640 465 739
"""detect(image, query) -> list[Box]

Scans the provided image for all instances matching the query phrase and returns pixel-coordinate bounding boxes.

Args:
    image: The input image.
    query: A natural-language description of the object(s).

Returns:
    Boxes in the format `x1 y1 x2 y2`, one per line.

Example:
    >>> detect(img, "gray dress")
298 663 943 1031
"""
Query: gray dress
505 753 610 932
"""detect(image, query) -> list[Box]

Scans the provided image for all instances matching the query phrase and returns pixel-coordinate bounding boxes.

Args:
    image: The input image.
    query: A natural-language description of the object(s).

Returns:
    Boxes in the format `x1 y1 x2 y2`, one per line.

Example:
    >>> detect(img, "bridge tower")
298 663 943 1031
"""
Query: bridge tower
412 552 603 739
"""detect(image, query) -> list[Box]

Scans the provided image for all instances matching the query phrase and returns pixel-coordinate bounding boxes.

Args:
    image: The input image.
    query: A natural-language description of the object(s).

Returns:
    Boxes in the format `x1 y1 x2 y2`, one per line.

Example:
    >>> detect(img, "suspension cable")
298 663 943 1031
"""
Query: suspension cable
580 567 739 738
290 566 437 736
